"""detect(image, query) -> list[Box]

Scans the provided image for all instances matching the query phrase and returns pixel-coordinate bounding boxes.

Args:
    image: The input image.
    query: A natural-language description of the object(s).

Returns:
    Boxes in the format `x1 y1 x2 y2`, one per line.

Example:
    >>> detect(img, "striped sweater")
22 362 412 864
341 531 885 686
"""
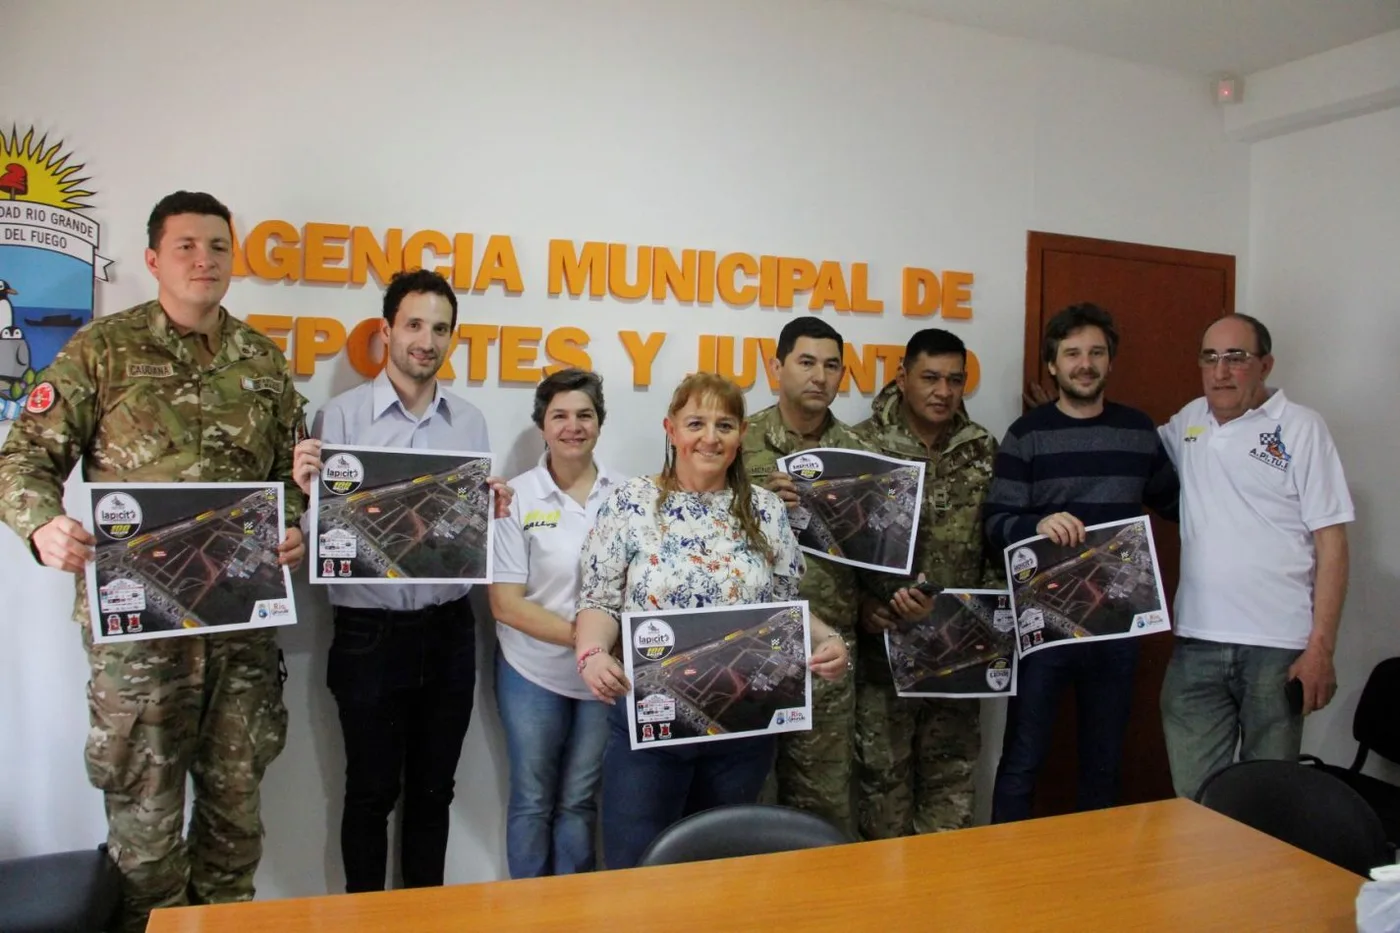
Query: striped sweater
983 401 1179 549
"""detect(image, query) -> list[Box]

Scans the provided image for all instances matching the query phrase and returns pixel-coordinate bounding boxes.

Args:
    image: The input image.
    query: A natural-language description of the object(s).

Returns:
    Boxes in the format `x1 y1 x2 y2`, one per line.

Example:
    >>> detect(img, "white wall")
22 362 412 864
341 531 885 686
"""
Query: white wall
0 0 1249 896
1246 107 1400 774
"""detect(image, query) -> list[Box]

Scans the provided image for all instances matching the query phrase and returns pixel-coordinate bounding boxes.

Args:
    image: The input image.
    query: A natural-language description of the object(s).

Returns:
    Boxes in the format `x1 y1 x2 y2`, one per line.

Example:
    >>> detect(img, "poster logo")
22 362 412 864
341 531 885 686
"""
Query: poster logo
787 453 824 481
95 492 143 540
633 618 676 661
992 594 1015 633
0 126 112 420
1019 607 1045 634
1009 547 1038 583
636 692 677 723
321 453 365 495
985 658 1012 691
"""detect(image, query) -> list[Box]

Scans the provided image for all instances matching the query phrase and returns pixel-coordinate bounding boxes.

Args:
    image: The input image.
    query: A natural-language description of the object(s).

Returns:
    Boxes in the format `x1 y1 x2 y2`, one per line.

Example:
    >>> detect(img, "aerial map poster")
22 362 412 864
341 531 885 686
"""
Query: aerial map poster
83 483 296 644
1003 516 1170 658
621 601 813 751
885 589 1017 698
774 447 924 574
309 444 493 585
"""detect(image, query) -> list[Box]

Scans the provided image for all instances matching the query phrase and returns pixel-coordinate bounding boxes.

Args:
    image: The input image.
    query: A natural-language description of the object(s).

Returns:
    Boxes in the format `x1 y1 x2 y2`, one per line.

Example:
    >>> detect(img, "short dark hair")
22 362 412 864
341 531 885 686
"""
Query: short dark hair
903 328 966 367
1042 303 1119 364
383 268 458 329
1209 313 1273 356
776 317 844 362
532 368 606 428
146 191 232 249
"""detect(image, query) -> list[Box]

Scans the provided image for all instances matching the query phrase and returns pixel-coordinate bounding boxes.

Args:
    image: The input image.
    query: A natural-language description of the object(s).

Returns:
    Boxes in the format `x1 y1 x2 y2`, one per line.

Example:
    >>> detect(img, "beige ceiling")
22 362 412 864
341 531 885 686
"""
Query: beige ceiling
848 0 1400 75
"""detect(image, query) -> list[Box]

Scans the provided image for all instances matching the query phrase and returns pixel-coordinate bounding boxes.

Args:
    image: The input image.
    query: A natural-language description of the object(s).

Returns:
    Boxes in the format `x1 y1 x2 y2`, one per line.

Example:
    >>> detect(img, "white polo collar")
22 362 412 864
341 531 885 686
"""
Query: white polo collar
1211 387 1287 429
530 451 618 504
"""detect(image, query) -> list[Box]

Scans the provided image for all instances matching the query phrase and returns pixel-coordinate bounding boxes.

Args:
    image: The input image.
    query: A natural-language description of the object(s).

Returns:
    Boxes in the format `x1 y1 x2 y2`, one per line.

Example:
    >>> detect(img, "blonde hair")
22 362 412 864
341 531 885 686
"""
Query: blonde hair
658 372 774 563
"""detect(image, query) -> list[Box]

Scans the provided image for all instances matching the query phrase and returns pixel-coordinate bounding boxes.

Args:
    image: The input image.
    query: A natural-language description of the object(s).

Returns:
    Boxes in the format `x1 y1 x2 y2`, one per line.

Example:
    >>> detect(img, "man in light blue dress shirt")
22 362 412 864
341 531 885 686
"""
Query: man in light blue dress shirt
292 269 510 892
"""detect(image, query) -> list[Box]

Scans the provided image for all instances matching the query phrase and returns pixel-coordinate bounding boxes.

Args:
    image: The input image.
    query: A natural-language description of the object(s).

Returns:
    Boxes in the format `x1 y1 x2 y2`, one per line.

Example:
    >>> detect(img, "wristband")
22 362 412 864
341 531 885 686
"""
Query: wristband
576 646 605 674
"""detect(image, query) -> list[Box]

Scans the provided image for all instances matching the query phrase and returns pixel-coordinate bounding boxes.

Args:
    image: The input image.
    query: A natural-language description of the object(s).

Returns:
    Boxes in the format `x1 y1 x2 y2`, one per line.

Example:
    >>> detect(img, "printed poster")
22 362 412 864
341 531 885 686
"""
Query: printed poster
83 483 295 643
775 447 925 574
622 601 813 750
885 589 1017 698
1004 516 1170 658
309 444 493 584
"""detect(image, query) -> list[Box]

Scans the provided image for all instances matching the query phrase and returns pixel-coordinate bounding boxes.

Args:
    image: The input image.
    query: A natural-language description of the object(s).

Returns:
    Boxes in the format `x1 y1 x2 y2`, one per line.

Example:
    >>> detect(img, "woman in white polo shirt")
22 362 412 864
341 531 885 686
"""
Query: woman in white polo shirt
488 368 621 878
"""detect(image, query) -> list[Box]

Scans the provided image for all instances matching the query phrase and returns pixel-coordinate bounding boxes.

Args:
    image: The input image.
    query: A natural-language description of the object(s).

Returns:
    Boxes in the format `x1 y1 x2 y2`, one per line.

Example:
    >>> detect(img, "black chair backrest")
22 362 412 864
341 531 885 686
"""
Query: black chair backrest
637 804 852 868
1355 657 1400 767
1196 759 1391 876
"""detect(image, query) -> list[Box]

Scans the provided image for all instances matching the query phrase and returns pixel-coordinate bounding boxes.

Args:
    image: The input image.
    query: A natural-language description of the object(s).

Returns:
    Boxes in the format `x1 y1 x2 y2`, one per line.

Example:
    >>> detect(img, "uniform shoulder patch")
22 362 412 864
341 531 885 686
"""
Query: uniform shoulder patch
240 375 285 395
25 381 57 414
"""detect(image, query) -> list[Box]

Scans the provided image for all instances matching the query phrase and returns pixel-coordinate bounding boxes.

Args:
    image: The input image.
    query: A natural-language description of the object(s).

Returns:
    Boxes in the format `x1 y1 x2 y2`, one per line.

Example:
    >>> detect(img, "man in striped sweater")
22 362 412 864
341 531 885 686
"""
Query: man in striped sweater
983 303 1178 823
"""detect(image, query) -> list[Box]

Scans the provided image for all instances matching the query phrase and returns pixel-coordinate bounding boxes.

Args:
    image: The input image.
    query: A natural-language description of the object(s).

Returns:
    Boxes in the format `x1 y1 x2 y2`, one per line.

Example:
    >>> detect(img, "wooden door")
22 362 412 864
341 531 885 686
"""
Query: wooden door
1022 231 1235 812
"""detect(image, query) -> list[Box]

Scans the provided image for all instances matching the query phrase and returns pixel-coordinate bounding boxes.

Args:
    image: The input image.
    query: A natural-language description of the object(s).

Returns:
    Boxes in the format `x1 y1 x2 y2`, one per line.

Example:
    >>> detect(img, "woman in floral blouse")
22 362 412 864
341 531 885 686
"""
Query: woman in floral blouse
574 372 851 869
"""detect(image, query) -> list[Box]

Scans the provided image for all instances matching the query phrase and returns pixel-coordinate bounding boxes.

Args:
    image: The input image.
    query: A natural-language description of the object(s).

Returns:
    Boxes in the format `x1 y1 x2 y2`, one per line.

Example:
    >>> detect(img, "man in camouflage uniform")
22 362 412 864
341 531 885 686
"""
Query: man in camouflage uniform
853 328 999 839
0 191 306 932
743 317 867 837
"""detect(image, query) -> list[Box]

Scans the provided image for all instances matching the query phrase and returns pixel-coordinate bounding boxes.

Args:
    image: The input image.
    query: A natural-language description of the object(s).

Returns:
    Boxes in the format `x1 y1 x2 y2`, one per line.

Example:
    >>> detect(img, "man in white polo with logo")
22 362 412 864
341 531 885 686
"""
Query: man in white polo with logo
1158 313 1352 800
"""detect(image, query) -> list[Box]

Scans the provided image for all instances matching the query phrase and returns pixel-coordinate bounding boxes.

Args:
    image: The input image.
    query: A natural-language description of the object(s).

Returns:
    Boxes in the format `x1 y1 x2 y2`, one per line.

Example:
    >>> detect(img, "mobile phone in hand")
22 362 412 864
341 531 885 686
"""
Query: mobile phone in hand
1284 677 1304 716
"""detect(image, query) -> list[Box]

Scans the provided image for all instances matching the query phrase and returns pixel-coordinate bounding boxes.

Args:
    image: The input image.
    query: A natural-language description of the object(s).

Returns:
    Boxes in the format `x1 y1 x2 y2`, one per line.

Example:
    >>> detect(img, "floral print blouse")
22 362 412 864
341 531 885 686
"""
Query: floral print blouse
578 476 805 619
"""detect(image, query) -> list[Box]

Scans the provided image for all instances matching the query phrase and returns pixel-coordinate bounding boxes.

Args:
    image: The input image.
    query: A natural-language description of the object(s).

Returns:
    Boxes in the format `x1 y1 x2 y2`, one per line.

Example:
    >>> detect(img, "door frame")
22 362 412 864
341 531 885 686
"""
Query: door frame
1024 231 1236 394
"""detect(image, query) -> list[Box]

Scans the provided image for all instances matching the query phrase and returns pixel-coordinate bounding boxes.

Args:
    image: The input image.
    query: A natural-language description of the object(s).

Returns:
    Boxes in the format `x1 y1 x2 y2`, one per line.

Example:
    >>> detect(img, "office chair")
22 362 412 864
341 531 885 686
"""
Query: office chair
1300 656 1400 851
1195 758 1391 876
0 843 122 932
637 803 853 868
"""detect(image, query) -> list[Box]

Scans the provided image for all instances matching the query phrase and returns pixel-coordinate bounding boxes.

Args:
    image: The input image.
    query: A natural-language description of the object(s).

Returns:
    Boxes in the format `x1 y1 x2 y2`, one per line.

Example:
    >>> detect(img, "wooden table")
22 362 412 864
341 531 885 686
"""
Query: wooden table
148 799 1361 932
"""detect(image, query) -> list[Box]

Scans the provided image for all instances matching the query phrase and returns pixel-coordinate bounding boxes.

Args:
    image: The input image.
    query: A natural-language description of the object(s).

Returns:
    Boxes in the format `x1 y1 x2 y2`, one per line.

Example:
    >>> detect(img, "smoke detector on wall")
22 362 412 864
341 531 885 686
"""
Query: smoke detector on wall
1213 74 1243 105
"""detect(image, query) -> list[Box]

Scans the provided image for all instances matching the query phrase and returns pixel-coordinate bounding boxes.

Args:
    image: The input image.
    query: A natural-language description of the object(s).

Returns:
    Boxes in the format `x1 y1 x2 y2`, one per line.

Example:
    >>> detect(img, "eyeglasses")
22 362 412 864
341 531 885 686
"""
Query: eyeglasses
1198 349 1262 369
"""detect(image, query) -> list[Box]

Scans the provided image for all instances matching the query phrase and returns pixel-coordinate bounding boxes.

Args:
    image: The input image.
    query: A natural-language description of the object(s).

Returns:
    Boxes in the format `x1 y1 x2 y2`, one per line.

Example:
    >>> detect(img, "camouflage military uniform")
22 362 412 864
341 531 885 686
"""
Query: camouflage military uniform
0 301 304 933
852 381 998 840
743 404 867 837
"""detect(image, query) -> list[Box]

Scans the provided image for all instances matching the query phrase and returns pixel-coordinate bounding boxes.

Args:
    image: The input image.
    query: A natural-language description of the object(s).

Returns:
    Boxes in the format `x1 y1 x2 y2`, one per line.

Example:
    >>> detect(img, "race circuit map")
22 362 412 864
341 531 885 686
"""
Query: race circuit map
776 447 924 574
885 589 1016 697
84 483 295 644
1004 516 1170 658
310 444 493 584
622 602 812 750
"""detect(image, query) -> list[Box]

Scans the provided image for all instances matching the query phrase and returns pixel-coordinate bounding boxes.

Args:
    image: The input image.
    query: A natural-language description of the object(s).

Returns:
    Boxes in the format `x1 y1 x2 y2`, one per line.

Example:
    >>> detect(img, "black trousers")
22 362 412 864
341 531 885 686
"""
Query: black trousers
327 594 477 892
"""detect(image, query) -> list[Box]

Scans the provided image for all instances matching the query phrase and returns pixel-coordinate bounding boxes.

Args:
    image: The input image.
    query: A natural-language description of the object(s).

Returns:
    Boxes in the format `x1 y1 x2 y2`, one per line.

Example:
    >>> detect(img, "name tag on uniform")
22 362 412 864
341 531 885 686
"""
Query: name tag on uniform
241 375 283 395
127 362 174 378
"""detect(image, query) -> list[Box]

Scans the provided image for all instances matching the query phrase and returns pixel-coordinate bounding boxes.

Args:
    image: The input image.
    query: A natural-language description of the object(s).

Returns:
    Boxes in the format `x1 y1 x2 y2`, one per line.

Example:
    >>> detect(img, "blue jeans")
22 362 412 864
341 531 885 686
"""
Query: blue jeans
494 649 610 878
1160 637 1304 800
600 703 775 870
991 638 1138 823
